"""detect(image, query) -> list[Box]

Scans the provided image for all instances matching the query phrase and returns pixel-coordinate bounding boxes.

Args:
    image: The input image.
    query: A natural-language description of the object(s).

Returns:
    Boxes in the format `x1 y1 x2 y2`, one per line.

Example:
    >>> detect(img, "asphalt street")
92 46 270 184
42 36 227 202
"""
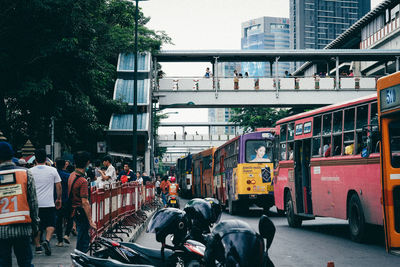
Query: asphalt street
136 197 400 267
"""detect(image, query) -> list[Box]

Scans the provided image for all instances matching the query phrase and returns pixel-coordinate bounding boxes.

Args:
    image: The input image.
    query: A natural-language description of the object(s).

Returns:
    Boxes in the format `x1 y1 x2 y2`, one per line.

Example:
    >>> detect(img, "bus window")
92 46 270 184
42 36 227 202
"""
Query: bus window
288 123 295 141
246 140 273 163
370 102 378 125
356 105 368 130
356 131 363 154
333 111 343 133
322 136 331 157
344 108 355 131
312 137 321 157
390 120 400 168
313 116 322 136
280 125 287 142
333 135 342 155
323 113 332 135
344 132 355 155
280 143 287 161
287 142 294 160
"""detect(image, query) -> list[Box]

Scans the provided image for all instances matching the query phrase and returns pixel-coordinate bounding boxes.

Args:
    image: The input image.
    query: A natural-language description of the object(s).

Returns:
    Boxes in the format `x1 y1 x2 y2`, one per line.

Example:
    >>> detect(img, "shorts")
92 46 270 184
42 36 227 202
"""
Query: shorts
38 207 56 230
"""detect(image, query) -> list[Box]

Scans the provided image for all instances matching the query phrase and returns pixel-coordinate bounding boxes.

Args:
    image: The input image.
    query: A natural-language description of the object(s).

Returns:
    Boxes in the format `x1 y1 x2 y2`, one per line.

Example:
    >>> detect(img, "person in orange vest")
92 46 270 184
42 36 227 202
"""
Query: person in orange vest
169 176 179 196
160 176 170 207
0 142 39 266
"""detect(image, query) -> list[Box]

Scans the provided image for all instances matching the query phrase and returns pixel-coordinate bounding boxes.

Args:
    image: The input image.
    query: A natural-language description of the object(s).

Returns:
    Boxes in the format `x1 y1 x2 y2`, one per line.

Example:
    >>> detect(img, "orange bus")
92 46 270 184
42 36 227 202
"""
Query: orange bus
376 72 400 254
274 94 381 242
192 147 216 198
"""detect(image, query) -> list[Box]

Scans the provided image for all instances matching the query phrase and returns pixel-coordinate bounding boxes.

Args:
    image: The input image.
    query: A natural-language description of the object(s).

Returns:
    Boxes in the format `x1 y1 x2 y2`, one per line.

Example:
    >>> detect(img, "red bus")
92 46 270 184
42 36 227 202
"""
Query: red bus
274 94 381 242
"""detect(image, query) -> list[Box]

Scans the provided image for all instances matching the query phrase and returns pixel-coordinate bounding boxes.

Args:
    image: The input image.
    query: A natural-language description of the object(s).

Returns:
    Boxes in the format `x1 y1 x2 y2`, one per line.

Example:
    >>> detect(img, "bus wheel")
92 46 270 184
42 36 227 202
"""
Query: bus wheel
228 198 237 215
286 192 302 228
348 194 366 242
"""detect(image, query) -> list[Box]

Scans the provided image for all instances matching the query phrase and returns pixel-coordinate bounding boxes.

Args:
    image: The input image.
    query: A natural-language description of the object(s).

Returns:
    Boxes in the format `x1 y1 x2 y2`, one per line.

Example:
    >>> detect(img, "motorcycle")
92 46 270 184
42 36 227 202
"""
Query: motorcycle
76 209 204 267
167 195 180 208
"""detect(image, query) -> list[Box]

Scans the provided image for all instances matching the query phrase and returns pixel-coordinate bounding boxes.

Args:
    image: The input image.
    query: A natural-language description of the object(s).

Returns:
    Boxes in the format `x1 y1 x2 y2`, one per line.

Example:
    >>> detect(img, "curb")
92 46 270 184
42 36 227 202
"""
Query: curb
129 208 158 243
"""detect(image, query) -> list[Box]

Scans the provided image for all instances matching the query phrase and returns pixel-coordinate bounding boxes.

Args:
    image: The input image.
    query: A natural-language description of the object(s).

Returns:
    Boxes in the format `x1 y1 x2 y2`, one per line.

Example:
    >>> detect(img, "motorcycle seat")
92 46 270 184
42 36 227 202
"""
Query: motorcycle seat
121 242 174 260
86 257 152 267
71 250 153 267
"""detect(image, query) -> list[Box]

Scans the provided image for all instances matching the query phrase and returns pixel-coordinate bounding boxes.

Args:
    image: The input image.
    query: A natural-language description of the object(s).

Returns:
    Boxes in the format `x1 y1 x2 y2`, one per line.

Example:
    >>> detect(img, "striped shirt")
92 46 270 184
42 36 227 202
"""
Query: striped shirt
0 162 39 239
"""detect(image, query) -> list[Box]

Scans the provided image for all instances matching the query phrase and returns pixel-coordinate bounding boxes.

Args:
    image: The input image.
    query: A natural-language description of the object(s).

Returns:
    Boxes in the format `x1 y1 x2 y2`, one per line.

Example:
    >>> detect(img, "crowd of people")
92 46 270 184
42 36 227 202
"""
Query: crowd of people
0 141 157 266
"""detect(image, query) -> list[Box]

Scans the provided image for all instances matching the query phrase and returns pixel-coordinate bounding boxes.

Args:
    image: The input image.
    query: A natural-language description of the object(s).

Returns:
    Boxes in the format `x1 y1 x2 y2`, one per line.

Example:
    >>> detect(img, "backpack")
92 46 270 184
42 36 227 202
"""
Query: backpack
65 174 82 218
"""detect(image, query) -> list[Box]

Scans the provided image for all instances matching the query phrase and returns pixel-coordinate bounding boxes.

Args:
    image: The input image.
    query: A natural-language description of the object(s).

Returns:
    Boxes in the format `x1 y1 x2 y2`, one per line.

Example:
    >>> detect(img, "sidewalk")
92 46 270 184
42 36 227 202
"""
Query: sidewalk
11 209 157 267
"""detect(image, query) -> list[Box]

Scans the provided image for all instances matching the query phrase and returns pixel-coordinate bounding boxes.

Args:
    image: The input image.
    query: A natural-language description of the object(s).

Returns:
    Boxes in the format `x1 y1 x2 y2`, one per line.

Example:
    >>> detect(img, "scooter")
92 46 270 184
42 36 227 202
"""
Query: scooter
167 195 180 208
70 249 154 267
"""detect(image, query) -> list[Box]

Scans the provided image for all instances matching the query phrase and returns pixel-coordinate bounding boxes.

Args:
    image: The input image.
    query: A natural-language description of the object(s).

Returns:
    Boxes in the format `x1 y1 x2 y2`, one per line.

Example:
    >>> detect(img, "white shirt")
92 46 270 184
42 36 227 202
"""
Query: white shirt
30 165 61 208
105 164 117 183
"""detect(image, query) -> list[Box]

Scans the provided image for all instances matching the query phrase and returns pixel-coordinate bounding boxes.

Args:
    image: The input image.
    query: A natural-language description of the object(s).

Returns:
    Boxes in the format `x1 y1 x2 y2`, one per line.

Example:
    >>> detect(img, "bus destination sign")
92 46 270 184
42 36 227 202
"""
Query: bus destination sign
380 84 400 112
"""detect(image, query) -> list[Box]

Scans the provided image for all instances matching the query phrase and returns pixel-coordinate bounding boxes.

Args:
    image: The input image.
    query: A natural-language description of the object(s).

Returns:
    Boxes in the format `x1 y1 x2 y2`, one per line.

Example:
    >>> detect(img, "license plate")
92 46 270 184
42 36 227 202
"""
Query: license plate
249 195 257 199
170 200 176 204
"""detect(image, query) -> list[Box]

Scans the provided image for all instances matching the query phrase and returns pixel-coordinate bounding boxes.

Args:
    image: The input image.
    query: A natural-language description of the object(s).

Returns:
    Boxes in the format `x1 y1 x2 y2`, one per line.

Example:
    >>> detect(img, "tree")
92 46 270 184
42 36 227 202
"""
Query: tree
0 0 171 153
230 107 307 132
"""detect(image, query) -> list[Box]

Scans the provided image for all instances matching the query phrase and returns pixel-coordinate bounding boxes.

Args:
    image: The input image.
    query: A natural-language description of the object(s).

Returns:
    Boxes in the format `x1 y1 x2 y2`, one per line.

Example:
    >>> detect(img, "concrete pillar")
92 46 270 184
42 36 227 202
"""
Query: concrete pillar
275 57 279 98
396 57 399 72
145 144 151 174
335 57 339 90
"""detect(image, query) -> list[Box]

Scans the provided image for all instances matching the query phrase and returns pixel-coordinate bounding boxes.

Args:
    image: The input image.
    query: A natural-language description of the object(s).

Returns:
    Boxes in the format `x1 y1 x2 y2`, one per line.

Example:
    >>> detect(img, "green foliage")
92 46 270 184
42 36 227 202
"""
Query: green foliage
0 0 170 152
230 107 307 132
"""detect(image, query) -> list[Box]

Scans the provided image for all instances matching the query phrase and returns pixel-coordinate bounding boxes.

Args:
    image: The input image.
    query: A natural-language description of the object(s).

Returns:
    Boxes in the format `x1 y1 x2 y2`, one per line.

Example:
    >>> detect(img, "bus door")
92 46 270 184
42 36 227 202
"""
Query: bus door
381 116 400 254
294 139 312 214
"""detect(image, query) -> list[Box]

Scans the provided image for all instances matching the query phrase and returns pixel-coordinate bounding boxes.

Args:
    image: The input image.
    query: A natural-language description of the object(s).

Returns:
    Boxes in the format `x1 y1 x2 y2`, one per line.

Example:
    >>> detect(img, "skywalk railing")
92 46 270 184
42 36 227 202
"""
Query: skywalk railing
157 76 377 92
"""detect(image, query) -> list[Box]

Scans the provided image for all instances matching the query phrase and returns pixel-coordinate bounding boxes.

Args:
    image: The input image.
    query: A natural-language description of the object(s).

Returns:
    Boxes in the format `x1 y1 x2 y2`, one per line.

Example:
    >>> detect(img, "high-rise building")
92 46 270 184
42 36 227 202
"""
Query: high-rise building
290 0 370 50
241 16 290 77
208 108 236 135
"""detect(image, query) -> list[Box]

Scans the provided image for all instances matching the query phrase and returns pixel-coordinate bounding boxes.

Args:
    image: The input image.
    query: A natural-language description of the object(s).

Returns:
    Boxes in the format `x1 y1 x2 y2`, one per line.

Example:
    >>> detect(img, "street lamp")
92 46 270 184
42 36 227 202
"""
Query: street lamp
133 0 148 173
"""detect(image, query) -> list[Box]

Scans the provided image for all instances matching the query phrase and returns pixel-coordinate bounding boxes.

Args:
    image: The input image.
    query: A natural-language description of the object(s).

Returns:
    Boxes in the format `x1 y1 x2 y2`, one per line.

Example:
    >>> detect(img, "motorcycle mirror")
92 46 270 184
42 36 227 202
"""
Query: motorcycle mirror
258 215 276 250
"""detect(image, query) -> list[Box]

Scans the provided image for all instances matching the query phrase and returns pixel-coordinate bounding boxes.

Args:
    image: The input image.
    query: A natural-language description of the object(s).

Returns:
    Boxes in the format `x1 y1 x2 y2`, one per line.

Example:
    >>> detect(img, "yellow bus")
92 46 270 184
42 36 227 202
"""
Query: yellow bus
376 72 400 254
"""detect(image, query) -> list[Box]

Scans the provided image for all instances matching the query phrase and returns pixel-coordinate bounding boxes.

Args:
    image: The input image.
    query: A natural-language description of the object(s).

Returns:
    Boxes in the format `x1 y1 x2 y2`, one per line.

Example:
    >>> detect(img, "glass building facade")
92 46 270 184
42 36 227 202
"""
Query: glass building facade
241 17 290 77
290 0 370 50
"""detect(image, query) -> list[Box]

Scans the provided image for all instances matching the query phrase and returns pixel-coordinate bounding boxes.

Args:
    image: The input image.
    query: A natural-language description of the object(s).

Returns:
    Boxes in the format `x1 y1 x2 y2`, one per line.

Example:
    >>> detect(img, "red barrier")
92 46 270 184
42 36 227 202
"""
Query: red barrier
88 181 155 241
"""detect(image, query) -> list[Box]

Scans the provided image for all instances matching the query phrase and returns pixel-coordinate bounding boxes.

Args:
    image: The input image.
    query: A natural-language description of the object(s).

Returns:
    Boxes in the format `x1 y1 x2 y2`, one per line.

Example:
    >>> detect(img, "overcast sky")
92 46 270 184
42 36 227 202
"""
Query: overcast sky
140 0 385 134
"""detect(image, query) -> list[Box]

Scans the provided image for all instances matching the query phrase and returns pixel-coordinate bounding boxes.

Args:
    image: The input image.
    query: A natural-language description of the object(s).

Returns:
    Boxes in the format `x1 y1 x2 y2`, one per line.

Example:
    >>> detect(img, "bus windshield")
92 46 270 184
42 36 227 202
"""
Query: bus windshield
390 120 400 168
245 140 273 163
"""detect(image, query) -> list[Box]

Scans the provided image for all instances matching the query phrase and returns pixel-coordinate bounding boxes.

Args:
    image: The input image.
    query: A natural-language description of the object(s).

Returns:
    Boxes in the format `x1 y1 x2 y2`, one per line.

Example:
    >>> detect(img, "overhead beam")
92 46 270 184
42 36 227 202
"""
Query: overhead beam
154 49 400 62
155 90 376 108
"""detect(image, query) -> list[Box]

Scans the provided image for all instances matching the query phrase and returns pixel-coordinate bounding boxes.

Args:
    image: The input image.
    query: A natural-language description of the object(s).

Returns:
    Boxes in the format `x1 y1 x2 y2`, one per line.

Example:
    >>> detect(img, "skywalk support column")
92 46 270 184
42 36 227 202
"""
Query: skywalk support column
132 0 139 172
213 56 219 97
335 57 339 90
396 56 399 72
275 57 279 98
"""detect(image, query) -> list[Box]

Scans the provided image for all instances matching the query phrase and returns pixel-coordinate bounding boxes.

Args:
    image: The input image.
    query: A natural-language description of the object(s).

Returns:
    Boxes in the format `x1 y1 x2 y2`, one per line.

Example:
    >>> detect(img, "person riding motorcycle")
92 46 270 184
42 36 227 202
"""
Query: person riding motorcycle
169 176 179 196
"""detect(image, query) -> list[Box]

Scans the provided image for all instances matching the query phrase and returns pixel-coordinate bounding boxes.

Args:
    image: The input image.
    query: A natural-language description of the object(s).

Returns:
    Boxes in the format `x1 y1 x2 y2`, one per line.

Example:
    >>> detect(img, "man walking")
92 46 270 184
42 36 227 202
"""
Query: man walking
55 158 73 247
30 149 62 256
0 142 39 267
68 151 97 252
99 155 117 185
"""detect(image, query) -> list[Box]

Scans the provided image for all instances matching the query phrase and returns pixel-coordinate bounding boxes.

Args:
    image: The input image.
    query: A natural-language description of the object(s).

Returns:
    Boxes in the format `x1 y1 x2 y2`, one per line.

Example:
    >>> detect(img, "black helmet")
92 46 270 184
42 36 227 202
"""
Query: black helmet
204 220 265 267
184 198 213 226
147 208 188 245
204 197 222 224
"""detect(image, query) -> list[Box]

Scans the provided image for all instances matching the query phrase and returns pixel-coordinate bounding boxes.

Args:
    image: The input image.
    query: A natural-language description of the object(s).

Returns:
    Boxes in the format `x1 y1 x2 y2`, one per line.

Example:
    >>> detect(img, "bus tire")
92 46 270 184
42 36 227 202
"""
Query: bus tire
228 198 237 215
286 192 302 228
348 194 366 243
